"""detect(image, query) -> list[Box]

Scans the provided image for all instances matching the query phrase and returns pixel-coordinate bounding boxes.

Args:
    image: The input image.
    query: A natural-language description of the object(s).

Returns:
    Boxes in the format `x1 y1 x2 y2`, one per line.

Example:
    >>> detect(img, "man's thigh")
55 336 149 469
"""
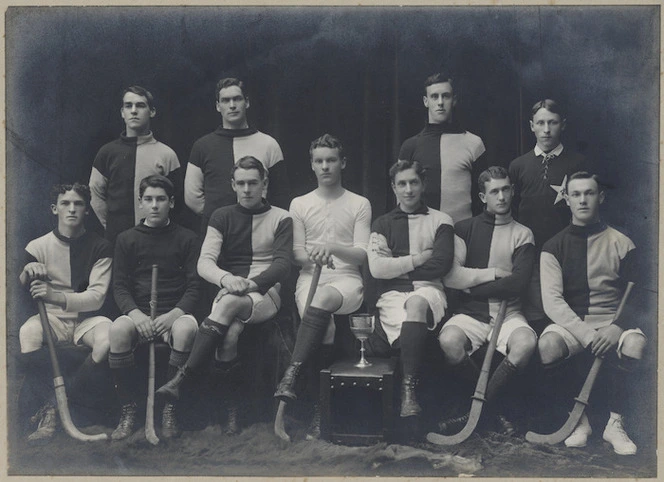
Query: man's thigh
442 314 491 356
296 274 363 316
74 316 112 346
238 286 281 325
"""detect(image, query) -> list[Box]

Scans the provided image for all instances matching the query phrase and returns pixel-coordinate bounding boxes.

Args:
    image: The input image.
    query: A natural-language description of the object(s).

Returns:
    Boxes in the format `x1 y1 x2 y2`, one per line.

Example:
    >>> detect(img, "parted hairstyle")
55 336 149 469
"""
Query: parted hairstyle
139 174 175 199
424 72 455 95
122 85 155 111
50 183 91 208
389 160 426 184
565 171 603 192
216 78 247 101
309 133 345 160
530 99 566 120
231 156 267 180
478 166 510 193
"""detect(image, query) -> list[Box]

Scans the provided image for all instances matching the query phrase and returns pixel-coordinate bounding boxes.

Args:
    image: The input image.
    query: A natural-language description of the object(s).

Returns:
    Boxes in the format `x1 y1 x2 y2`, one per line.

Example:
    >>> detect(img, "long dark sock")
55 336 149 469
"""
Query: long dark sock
109 351 138 406
485 358 518 402
20 349 56 410
452 355 481 384
291 307 332 364
400 322 428 377
184 318 229 372
607 356 639 416
69 354 97 395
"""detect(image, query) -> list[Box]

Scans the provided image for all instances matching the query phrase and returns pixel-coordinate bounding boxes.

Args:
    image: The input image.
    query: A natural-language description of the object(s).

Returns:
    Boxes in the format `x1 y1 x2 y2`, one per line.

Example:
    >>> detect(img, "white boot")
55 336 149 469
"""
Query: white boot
603 413 637 455
565 411 592 448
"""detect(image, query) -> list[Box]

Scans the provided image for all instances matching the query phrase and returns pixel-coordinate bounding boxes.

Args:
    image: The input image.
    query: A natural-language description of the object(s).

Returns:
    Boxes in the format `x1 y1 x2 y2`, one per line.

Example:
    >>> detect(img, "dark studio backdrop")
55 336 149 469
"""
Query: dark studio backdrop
5 3 659 461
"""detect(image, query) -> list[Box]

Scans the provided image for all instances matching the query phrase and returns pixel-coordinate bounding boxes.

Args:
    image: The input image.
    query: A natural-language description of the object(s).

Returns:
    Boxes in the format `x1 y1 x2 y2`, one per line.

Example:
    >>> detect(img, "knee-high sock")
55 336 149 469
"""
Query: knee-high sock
607 356 639 415
452 355 481 384
20 349 56 407
400 322 428 378
291 307 332 364
109 351 138 406
485 358 518 403
69 354 105 400
168 348 190 380
184 318 229 373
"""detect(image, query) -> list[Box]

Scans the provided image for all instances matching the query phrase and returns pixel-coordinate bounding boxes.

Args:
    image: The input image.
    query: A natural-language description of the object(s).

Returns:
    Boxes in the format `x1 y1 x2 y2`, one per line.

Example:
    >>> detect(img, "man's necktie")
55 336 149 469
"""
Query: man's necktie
541 153 556 179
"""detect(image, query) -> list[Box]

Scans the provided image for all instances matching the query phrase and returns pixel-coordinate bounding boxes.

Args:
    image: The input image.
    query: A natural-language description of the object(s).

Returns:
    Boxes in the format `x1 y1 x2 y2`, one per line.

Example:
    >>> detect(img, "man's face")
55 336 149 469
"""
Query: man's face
311 147 345 187
232 168 267 210
392 168 425 213
530 108 565 152
139 186 173 228
565 178 604 226
479 177 513 216
121 92 155 135
51 190 88 230
423 82 456 124
216 86 249 129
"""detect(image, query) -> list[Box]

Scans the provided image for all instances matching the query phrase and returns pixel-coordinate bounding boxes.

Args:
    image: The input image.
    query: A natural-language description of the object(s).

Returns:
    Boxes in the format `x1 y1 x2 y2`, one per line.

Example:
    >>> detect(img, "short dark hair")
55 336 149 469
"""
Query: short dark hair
565 171 602 192
478 166 510 193
309 134 345 160
139 174 175 199
231 156 266 180
389 160 426 184
122 85 155 110
50 183 91 208
424 72 455 96
216 78 247 102
530 99 566 121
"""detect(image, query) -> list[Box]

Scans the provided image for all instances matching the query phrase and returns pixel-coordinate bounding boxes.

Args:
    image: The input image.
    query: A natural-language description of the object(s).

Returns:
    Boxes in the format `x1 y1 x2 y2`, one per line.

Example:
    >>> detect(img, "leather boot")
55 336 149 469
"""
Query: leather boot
161 402 180 439
400 375 422 417
27 403 57 444
156 366 189 401
437 411 469 435
274 362 303 402
111 402 138 440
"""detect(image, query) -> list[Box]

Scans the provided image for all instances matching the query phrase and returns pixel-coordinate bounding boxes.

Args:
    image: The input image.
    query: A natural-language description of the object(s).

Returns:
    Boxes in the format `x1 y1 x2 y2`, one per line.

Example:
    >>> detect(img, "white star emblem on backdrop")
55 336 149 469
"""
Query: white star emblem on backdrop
550 175 567 205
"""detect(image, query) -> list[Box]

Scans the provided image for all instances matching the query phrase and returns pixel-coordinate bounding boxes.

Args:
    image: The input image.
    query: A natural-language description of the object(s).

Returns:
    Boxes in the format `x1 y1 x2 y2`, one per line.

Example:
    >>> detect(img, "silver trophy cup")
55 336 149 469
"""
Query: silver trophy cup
349 313 375 368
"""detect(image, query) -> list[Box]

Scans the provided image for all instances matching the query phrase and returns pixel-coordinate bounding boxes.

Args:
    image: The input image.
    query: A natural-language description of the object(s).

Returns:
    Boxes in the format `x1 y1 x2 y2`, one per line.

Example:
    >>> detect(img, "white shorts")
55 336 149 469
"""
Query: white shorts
441 312 535 357
541 323 646 359
114 314 198 346
211 285 281 325
295 273 363 317
376 287 447 345
21 313 111 350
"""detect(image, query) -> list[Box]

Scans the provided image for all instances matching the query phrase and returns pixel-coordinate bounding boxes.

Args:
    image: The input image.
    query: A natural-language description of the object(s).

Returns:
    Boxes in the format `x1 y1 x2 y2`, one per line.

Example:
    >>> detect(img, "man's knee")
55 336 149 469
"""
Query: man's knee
211 294 250 323
19 317 43 353
537 332 567 365
110 317 137 346
311 286 343 313
506 327 537 367
171 316 198 343
438 326 468 364
90 324 111 360
404 296 429 322
620 332 646 360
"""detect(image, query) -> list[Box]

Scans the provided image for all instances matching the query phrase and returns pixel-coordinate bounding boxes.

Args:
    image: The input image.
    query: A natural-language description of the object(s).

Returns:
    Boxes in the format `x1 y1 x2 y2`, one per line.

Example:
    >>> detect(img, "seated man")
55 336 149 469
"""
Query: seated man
273 134 371 439
157 156 292 435
109 175 201 440
437 166 537 434
367 160 454 418
537 171 646 455
19 183 113 442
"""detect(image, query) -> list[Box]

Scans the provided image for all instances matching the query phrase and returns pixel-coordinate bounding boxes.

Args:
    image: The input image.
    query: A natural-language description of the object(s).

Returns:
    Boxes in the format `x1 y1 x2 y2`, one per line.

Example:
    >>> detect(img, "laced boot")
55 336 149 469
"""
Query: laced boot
400 375 422 417
564 411 592 448
494 413 516 436
111 402 138 440
437 412 469 435
161 402 180 439
305 403 322 440
27 404 57 443
156 366 188 401
225 400 240 435
274 362 303 402
603 414 637 455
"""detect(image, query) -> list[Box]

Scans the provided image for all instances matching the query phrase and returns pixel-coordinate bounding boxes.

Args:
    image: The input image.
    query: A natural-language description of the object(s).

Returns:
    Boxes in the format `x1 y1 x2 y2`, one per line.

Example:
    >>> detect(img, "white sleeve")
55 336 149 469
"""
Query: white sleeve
352 198 372 251
197 226 231 286
89 167 109 228
443 235 496 289
184 163 205 215
63 257 112 313
368 232 415 279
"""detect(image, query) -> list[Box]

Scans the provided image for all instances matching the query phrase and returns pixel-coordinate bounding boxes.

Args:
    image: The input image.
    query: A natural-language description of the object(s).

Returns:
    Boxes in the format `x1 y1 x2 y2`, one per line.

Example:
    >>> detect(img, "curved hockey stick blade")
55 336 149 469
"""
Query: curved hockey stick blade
427 398 483 446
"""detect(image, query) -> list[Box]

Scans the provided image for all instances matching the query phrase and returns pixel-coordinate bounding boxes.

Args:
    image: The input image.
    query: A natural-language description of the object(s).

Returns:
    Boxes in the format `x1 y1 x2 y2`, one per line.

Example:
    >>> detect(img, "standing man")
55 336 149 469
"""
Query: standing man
89 86 182 244
398 72 486 224
184 77 290 232
273 134 371 439
436 166 537 435
537 172 646 455
509 99 587 327
157 157 293 435
19 183 113 442
366 160 454 419
109 175 201 440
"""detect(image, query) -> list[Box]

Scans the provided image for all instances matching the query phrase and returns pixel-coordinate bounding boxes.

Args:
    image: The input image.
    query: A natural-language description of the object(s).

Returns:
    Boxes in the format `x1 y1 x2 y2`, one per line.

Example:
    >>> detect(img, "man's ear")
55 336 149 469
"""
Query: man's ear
599 190 605 204
169 196 175 209
150 108 156 119
529 120 535 133
50 204 58 215
478 192 487 204
263 176 269 190
452 95 458 108
231 178 237 192
561 117 567 132
423 95 429 109
245 97 250 110
341 157 346 170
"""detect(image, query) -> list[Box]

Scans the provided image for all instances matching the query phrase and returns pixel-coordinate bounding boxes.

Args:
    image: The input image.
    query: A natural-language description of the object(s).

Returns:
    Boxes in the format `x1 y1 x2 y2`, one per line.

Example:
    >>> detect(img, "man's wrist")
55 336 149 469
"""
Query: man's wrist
219 273 231 287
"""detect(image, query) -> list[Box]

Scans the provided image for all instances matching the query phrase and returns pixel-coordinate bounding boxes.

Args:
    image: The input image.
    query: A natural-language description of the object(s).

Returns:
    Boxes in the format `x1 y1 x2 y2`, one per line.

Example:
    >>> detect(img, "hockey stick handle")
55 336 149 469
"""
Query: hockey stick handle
474 300 508 401
37 300 63 379
304 264 323 313
145 264 160 445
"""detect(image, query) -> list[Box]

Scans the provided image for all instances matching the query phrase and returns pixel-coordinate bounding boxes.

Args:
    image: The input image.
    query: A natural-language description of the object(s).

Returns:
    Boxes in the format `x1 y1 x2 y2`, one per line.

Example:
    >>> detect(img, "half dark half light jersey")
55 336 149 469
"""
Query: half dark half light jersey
24 229 113 321
445 211 535 324
541 222 636 347
198 202 293 295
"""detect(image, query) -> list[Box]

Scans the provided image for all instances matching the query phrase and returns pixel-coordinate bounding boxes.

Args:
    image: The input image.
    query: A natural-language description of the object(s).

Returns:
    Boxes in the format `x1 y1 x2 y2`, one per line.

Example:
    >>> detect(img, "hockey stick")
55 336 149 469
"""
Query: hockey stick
145 264 160 445
427 300 508 446
274 263 323 442
37 300 108 441
525 281 635 445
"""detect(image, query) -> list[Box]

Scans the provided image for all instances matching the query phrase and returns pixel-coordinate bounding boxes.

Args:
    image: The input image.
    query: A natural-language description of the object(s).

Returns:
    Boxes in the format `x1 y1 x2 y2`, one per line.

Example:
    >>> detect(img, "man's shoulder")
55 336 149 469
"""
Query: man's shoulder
509 149 536 168
602 224 636 251
25 231 55 251
83 230 113 251
268 205 291 219
94 137 124 156
542 225 572 254
170 222 198 240
343 189 370 206
510 219 536 246
427 207 454 227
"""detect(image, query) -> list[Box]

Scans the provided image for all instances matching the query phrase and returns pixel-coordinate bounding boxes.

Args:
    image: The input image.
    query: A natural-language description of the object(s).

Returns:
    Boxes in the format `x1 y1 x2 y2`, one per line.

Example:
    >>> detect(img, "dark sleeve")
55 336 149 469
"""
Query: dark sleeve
25 250 38 264
267 161 291 210
408 223 455 280
469 243 535 298
508 159 521 220
251 217 293 294
175 232 202 315
112 234 140 315
471 151 489 217
398 138 415 160
615 247 637 329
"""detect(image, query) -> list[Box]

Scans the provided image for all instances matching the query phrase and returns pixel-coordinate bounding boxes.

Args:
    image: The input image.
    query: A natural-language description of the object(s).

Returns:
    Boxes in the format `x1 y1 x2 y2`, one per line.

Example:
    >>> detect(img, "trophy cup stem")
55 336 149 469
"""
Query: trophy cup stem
355 339 372 368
